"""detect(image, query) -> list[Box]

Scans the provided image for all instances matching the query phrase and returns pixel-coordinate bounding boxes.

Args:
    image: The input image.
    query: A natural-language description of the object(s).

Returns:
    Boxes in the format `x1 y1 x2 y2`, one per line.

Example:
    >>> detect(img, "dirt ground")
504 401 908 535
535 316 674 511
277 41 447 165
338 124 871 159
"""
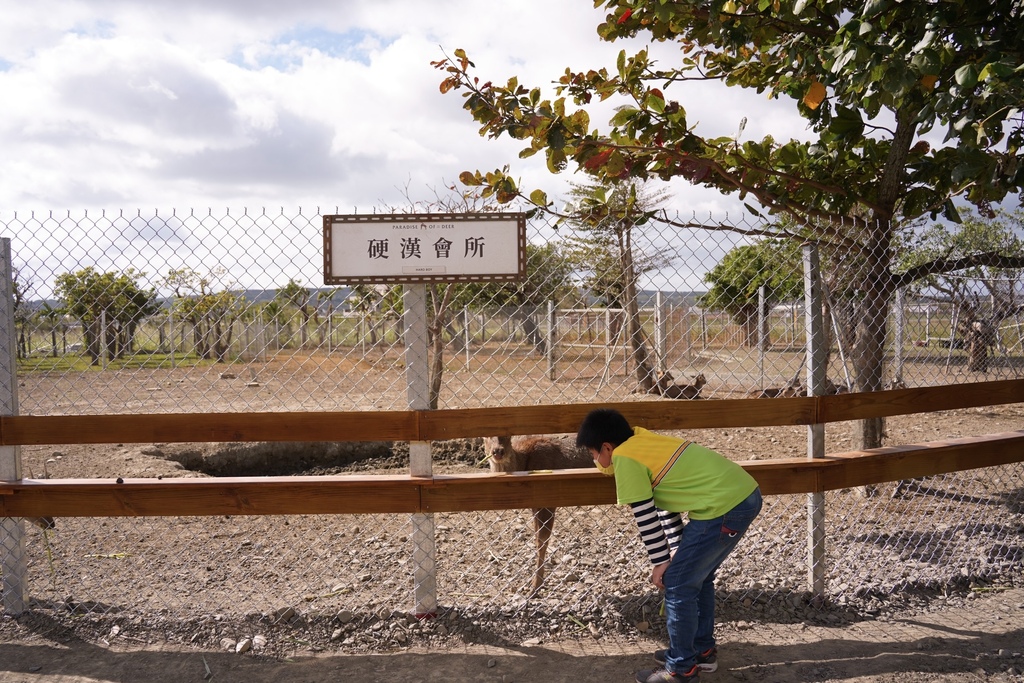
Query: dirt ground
2 584 1023 683
3 361 1024 682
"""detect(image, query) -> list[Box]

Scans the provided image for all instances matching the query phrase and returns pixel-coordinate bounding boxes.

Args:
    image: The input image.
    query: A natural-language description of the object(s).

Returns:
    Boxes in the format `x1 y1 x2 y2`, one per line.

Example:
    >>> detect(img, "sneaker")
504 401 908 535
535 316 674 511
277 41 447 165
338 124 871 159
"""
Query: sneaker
635 665 700 682
654 647 718 672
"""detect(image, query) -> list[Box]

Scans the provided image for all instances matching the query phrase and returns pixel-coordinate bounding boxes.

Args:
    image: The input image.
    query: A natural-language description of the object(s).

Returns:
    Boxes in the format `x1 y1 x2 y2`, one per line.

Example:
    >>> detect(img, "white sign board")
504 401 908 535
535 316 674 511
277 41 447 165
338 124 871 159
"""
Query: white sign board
323 213 526 284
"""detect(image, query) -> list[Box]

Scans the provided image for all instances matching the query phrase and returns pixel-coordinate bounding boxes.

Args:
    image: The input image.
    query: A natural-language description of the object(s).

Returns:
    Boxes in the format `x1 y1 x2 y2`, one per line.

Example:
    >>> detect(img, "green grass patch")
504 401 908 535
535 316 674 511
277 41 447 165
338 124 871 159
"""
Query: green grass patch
18 351 211 373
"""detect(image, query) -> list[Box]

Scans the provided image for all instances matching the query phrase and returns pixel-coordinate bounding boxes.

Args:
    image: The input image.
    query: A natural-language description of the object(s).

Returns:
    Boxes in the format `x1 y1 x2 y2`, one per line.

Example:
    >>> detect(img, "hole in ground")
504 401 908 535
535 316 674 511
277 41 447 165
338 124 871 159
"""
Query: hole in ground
140 439 487 477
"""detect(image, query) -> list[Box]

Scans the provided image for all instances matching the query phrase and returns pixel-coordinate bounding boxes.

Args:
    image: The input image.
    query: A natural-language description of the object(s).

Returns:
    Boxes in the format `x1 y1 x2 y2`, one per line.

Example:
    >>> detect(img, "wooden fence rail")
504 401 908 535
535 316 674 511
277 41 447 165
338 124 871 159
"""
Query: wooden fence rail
1 379 1023 519
2 430 1022 518
2 378 1022 446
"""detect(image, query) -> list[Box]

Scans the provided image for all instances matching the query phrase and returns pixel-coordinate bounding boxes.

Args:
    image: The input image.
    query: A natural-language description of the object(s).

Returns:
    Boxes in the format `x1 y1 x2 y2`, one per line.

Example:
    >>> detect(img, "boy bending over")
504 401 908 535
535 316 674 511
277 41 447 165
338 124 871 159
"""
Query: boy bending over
576 408 762 682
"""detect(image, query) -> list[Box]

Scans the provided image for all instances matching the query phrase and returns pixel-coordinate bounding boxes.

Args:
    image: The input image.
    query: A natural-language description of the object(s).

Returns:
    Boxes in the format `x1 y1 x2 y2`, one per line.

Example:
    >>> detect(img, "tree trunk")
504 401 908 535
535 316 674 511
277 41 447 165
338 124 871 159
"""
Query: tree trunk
446 317 465 353
851 106 915 457
85 319 101 365
427 285 455 410
619 225 655 390
849 263 890 497
963 319 995 372
738 305 758 347
515 307 546 355
850 227 891 454
214 319 228 362
194 318 210 359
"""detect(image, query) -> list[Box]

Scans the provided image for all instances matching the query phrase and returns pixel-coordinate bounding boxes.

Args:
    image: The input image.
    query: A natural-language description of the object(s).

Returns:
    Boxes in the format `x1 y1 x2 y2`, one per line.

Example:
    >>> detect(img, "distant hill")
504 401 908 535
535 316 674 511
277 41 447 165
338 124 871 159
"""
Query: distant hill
234 288 353 307
26 288 705 313
636 290 703 308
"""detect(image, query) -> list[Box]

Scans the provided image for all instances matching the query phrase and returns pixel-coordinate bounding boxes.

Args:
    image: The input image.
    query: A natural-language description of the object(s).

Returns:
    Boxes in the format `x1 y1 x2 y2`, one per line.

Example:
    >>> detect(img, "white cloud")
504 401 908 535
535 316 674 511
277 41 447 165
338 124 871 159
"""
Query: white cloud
0 1 802 215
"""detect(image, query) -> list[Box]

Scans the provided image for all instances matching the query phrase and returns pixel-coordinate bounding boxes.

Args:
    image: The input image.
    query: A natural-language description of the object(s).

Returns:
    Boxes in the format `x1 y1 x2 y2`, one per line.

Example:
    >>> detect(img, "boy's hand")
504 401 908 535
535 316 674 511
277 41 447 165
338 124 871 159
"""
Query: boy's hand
651 561 670 589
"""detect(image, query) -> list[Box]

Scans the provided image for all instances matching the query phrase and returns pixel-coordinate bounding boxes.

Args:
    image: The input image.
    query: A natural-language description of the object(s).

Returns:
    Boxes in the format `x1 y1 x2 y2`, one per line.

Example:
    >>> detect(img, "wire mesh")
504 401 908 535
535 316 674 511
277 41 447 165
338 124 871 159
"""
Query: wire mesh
7 208 1024 416
1 207 1023 653
10 463 1022 653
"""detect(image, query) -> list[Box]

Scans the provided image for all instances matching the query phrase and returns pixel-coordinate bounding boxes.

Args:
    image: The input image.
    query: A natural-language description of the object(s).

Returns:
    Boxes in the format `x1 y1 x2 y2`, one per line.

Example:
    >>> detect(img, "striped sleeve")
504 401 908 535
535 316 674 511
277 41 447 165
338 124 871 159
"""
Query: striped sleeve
629 498 671 565
658 510 684 551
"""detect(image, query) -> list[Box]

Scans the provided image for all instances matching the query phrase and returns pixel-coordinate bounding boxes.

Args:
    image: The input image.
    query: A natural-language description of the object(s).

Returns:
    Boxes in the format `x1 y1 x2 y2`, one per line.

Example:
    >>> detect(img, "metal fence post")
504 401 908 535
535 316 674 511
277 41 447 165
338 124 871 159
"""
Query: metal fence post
604 308 612 369
403 284 436 618
655 291 667 374
758 285 767 388
100 308 108 369
0 238 27 615
547 300 556 381
802 243 827 602
699 308 707 351
893 287 905 384
463 307 471 368
945 304 960 370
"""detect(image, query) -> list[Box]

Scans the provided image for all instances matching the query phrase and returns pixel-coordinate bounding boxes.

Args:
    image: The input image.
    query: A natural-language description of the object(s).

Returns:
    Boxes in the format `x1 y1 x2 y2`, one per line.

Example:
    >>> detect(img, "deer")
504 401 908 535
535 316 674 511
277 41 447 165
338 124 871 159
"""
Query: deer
483 435 593 595
755 380 804 398
648 371 707 399
25 462 56 530
757 377 859 398
752 367 805 398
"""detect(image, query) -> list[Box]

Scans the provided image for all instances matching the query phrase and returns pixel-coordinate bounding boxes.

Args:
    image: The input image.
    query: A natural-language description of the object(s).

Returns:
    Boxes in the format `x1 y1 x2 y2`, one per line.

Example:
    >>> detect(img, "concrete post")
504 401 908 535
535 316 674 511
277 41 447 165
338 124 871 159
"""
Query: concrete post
802 243 827 602
0 238 27 615
403 284 436 618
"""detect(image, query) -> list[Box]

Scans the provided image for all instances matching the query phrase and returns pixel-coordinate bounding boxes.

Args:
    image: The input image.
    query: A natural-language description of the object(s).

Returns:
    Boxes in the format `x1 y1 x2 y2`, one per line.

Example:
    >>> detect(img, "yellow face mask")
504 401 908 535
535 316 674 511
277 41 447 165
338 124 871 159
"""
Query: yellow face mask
591 443 615 476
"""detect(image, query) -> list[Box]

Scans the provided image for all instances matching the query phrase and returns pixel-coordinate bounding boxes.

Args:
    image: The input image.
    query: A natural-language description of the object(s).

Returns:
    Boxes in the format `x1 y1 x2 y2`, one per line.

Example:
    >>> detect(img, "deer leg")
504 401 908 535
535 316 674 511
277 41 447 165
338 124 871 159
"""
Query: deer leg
531 507 555 594
27 517 55 530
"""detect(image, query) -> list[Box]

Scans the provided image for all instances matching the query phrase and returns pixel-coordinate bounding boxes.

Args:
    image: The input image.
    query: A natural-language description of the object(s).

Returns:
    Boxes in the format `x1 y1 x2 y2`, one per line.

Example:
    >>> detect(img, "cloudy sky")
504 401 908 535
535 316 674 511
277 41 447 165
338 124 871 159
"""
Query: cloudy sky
0 0 805 217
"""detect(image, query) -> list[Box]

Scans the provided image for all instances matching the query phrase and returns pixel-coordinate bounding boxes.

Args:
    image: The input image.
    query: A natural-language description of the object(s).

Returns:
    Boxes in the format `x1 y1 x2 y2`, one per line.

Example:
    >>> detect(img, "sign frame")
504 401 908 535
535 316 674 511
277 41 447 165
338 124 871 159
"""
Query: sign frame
323 213 526 285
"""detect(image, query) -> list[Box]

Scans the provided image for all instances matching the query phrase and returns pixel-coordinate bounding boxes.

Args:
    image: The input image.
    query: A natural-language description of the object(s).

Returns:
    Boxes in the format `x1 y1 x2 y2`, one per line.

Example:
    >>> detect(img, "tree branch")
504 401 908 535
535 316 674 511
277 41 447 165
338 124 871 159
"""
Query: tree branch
895 252 1024 289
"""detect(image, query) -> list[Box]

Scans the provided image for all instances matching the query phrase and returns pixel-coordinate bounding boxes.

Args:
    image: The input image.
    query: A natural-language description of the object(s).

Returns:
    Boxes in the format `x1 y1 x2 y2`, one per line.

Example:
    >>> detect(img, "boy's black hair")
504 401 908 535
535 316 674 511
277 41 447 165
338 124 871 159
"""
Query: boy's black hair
576 408 635 450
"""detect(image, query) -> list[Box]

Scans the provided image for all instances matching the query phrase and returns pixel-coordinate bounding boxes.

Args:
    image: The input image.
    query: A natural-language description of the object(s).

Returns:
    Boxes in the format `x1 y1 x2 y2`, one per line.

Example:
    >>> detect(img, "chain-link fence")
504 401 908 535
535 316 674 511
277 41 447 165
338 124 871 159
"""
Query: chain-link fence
1 207 1023 654
8 207 1024 415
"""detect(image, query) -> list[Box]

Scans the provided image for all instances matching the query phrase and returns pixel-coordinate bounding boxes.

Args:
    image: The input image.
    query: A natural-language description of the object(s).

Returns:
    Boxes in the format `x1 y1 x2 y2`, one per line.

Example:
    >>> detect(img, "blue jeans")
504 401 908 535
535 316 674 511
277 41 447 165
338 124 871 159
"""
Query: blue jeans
661 488 762 674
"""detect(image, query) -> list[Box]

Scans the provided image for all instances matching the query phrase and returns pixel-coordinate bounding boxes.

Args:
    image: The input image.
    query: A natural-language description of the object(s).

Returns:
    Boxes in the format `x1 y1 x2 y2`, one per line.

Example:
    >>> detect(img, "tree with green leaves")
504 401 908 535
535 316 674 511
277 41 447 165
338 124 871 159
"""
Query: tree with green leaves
163 268 243 362
381 183 502 408
346 284 402 347
55 267 159 364
561 179 673 390
377 181 575 409
249 298 286 350
314 288 343 347
436 1 1024 448
701 239 803 347
900 209 1024 372
458 241 576 354
34 302 67 358
276 279 314 349
11 266 32 359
